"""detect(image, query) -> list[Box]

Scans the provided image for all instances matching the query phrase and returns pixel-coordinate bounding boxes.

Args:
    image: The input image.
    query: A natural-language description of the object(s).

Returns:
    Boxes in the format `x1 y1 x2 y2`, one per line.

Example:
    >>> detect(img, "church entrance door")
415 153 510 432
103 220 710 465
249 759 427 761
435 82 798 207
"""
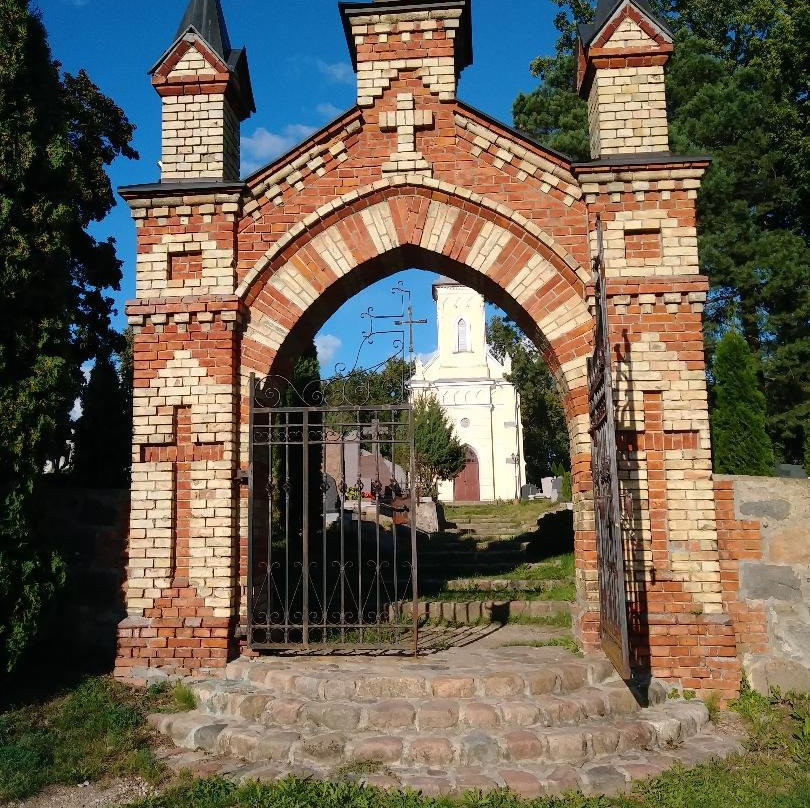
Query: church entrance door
454 446 480 502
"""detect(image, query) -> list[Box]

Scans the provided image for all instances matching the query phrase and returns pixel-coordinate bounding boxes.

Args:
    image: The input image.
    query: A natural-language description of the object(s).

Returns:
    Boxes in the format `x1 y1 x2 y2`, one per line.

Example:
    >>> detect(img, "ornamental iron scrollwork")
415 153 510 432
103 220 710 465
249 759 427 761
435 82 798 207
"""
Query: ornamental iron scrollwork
587 216 632 679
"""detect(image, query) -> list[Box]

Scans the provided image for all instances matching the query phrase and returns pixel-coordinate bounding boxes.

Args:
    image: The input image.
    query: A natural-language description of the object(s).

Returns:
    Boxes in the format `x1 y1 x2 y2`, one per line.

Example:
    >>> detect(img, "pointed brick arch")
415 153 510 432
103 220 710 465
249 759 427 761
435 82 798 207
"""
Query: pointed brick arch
238 179 591 389
235 180 599 655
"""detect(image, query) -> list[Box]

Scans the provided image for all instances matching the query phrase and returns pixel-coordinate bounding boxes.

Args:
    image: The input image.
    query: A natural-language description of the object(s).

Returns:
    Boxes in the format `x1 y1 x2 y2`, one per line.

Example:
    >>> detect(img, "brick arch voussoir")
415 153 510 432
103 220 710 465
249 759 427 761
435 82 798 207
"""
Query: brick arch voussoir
238 178 589 306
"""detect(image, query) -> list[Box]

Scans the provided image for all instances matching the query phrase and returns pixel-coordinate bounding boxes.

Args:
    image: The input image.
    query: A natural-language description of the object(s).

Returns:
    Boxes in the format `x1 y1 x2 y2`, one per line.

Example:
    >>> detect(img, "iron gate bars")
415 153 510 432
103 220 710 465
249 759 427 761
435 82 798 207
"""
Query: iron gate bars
246 283 423 653
247 380 419 652
587 215 632 679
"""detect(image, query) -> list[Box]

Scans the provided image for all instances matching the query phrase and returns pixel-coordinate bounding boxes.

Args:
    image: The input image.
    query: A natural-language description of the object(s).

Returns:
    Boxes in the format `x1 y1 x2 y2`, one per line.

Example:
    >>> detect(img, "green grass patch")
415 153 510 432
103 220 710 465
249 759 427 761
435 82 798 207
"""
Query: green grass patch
421 611 572 630
444 500 554 521
0 677 194 802
502 553 575 582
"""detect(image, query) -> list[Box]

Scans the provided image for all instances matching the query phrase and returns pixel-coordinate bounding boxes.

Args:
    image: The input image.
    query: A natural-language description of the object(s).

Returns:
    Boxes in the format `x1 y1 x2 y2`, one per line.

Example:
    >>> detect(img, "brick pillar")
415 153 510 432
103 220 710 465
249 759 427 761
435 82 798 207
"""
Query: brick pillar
577 1 674 157
149 1 254 181
115 187 245 681
575 2 742 695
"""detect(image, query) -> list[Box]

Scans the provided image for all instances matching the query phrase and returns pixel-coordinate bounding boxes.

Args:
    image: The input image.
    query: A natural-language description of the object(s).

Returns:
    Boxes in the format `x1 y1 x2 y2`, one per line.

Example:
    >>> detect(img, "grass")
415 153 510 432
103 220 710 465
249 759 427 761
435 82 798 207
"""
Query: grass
118 688 810 808
502 554 575 582
0 677 195 803
444 500 555 521
421 611 573 630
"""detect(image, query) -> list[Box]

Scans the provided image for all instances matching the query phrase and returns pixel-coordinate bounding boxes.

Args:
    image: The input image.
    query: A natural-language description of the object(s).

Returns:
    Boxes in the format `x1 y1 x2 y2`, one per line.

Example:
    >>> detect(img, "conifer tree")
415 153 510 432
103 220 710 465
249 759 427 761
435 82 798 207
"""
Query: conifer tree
711 330 774 476
410 396 466 498
0 0 136 671
71 353 131 488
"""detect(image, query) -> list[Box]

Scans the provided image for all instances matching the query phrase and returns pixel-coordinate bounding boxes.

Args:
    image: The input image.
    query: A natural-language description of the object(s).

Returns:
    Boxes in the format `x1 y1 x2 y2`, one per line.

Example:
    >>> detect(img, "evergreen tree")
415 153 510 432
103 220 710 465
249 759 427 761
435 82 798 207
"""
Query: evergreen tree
512 0 810 466
711 330 775 475
71 352 131 488
0 0 136 671
409 395 466 498
487 316 570 481
804 427 810 477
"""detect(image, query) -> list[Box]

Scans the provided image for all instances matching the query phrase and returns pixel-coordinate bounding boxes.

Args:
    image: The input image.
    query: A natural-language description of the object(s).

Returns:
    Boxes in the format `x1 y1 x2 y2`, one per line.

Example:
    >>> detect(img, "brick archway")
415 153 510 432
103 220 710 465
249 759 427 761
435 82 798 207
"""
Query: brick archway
236 180 600 651
117 0 743 700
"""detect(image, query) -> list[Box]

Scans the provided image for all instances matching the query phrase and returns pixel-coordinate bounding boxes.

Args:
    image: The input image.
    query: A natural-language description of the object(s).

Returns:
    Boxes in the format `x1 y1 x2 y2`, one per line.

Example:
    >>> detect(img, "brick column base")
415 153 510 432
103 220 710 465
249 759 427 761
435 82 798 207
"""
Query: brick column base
114 615 234 683
579 604 741 700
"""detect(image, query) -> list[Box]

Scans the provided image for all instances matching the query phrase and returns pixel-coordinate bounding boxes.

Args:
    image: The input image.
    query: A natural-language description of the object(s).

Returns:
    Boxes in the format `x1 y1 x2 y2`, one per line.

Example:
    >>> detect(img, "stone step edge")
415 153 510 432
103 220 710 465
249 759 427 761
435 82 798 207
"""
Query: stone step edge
396 600 573 624
159 729 742 799
222 655 616 697
151 701 710 769
443 578 567 592
189 681 645 730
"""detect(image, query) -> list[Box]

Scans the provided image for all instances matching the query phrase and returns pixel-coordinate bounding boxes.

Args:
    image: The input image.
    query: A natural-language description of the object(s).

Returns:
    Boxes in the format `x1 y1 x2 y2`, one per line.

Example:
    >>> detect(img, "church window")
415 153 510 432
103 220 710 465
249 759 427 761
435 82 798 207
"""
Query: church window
456 318 470 352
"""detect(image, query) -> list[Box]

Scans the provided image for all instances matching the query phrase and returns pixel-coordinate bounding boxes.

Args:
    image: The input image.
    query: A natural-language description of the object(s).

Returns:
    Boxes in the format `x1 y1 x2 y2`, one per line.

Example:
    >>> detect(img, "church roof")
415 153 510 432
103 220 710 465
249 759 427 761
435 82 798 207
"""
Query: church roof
577 0 674 47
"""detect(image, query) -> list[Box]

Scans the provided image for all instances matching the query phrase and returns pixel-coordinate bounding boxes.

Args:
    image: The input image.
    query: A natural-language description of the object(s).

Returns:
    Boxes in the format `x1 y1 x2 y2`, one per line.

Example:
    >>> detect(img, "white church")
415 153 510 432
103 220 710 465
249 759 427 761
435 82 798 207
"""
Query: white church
411 278 527 503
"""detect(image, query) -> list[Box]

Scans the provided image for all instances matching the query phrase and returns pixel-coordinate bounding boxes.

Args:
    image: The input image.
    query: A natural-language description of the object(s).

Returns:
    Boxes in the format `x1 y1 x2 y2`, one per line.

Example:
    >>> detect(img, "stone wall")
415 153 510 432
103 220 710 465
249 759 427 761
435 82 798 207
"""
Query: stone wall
716 475 810 693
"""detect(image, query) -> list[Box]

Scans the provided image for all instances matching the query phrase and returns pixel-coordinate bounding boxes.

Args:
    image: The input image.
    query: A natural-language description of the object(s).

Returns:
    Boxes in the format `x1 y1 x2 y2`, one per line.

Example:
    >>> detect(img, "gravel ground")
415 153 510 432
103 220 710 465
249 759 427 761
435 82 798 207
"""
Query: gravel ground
6 779 153 808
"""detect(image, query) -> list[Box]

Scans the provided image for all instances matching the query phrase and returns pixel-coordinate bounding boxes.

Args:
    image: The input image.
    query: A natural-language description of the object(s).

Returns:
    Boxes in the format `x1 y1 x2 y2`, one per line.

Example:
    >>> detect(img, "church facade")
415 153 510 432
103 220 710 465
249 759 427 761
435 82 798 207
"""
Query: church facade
412 279 526 502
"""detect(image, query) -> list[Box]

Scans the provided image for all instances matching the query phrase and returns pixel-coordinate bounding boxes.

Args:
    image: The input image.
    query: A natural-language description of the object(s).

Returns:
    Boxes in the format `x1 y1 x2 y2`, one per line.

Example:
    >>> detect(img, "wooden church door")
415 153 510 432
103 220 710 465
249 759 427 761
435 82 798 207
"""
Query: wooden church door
454 446 480 502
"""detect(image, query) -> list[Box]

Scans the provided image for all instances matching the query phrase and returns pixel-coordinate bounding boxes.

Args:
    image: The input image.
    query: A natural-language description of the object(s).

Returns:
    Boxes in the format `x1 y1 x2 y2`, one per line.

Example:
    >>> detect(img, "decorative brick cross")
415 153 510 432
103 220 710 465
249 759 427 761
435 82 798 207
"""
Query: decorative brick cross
141 406 225 584
379 93 434 175
616 391 700 581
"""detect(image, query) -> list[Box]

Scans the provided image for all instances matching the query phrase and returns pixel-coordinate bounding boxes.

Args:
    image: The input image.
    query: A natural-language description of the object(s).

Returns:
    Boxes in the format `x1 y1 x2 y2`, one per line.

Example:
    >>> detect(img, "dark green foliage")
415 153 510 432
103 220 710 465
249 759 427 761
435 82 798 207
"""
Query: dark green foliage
552 463 573 502
410 395 466 498
711 331 774 475
0 0 136 672
71 352 131 487
804 427 810 476
512 0 810 467
487 316 570 481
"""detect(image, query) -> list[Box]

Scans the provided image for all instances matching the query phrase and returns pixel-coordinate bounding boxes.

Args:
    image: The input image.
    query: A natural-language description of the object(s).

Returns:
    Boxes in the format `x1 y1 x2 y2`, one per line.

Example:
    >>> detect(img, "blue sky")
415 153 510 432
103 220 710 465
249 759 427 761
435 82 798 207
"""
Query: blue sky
38 0 559 374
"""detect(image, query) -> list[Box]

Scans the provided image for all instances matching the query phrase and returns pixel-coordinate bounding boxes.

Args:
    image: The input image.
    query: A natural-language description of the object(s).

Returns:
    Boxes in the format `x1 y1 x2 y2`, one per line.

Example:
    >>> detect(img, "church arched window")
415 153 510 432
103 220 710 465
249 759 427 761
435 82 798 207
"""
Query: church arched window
456 318 470 352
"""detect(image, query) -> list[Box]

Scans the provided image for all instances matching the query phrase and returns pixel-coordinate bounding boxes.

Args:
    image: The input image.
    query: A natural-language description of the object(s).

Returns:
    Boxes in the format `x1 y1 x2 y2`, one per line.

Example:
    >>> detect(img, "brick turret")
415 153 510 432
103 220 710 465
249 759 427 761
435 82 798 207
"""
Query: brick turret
150 0 255 181
577 0 674 157
339 0 473 107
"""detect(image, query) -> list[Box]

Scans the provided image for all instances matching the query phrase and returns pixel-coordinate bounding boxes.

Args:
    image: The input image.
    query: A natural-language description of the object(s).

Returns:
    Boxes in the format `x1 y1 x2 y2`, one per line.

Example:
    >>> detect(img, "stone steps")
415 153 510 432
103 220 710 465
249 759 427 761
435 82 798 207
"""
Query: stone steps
153 700 711 772
397 599 573 624
158 730 742 798
150 647 741 797
444 577 565 593
419 550 532 563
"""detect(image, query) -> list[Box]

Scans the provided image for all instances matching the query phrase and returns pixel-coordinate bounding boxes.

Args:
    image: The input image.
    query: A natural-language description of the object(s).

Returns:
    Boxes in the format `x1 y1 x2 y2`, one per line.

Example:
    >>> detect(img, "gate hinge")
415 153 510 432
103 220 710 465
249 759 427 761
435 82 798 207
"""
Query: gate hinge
234 470 249 486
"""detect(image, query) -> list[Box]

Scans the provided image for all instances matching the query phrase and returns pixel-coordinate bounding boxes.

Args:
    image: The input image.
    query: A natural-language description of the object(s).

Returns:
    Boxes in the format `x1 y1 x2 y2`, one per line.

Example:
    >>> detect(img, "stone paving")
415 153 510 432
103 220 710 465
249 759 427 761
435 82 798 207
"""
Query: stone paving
149 646 744 797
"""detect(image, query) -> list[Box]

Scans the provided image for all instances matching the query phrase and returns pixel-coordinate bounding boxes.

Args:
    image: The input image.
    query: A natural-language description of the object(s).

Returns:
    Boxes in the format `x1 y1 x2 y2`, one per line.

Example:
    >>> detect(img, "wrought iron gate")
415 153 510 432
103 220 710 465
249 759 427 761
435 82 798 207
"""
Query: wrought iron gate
587 216 631 679
246 286 421 652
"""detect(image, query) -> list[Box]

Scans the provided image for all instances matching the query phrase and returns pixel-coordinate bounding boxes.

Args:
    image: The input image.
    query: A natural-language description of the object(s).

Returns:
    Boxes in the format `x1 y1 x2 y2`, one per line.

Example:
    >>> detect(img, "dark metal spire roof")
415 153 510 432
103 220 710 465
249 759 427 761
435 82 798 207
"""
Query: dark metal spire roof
176 0 232 61
578 0 674 47
150 0 255 118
